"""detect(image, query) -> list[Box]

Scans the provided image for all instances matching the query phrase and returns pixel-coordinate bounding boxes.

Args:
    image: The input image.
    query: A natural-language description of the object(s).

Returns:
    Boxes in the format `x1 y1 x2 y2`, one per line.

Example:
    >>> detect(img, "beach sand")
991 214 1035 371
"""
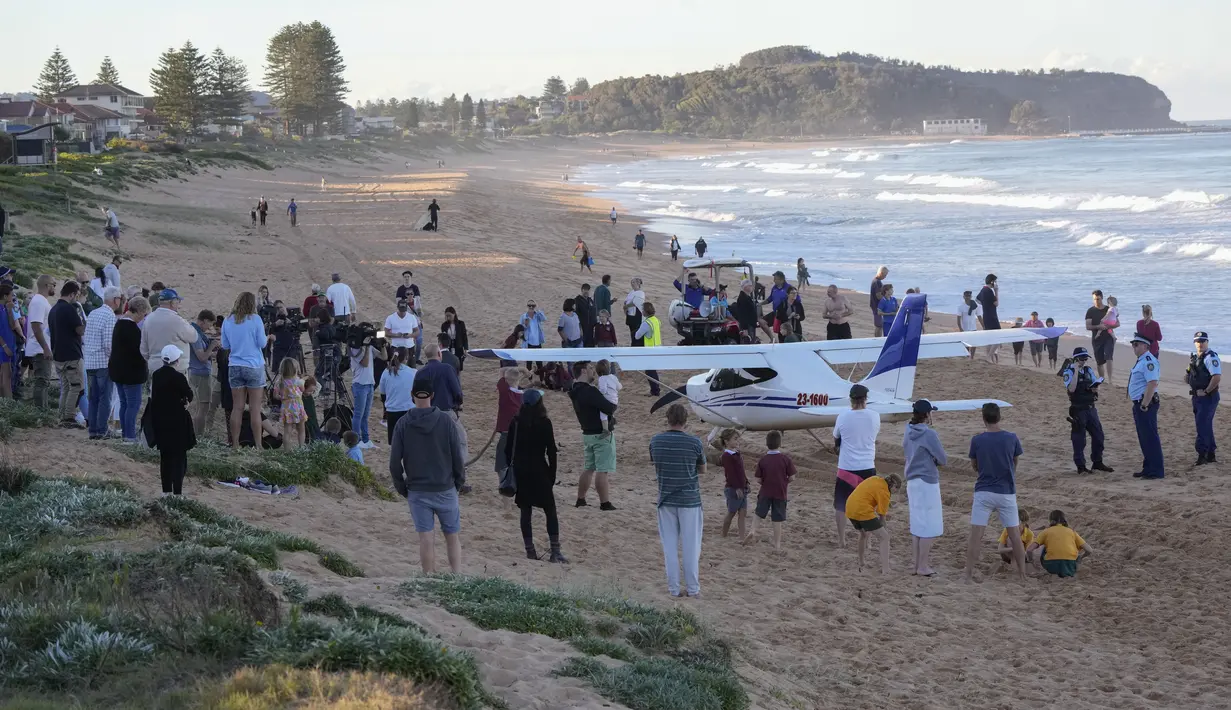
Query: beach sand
11 136 1231 709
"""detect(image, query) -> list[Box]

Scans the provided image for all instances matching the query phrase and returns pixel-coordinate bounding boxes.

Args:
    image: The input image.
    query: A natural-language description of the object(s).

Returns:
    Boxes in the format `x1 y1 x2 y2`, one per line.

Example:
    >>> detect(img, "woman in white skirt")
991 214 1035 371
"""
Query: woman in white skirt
903 399 947 576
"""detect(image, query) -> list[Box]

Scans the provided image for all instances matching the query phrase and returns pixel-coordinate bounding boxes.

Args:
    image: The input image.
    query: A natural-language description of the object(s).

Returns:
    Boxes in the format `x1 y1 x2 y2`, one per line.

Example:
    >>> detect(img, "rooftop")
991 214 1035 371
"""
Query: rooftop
69 104 126 120
0 100 63 120
56 83 144 98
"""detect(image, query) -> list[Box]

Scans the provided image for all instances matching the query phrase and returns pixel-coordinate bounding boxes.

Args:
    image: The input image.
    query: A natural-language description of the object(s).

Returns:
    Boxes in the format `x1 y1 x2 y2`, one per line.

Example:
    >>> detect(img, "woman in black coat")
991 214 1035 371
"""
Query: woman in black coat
440 306 469 371
145 345 196 496
774 286 806 343
504 389 566 563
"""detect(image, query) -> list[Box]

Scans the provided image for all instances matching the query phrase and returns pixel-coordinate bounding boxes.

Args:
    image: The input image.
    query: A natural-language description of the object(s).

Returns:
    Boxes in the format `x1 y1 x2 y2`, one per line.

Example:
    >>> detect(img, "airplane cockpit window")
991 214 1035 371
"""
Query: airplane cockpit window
709 368 778 392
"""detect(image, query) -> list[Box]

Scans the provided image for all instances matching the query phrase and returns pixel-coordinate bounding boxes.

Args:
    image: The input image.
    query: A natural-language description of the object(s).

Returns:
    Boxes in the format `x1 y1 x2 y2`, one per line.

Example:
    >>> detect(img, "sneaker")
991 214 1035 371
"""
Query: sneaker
1132 471 1145 478
1075 465 1090 475
459 485 473 494
1195 455 1208 467
1208 453 1218 464
360 441 378 450
549 550 569 564
575 498 588 508
599 502 617 511
1091 462 1115 473
74 412 86 425
88 434 102 441
379 419 387 427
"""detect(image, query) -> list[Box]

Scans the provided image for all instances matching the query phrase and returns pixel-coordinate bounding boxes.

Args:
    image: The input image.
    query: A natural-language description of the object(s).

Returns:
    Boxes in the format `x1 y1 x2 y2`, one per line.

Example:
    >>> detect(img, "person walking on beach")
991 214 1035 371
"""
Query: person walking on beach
102 206 121 249
257 197 269 226
669 235 681 261
609 207 618 225
286 198 298 227
904 400 946 576
958 290 981 359
506 389 568 563
963 403 1027 582
428 199 441 230
634 229 646 260
326 273 357 324
695 237 708 258
869 266 888 337
624 278 646 346
1137 305 1162 358
1187 331 1221 466
649 403 705 598
796 258 811 292
823 285 853 340
977 274 1000 363
570 361 617 509
390 378 466 574
1086 290 1115 383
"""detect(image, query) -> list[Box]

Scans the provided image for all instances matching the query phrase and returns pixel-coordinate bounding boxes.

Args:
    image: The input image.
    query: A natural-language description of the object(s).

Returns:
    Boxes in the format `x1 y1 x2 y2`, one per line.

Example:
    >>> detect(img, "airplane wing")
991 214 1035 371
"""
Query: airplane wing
799 398 1012 417
468 344 771 371
813 327 1066 365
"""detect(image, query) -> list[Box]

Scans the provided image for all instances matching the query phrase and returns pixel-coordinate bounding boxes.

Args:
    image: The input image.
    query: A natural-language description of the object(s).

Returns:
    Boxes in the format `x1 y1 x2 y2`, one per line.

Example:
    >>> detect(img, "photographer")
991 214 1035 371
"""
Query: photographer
1061 347 1113 474
314 311 340 385
267 300 302 373
348 322 380 449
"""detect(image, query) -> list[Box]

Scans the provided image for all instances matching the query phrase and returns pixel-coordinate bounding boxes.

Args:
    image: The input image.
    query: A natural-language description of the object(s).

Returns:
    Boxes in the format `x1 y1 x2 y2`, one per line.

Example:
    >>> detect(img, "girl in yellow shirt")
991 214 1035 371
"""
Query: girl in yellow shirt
998 508 1035 565
1027 510 1095 578
845 473 903 575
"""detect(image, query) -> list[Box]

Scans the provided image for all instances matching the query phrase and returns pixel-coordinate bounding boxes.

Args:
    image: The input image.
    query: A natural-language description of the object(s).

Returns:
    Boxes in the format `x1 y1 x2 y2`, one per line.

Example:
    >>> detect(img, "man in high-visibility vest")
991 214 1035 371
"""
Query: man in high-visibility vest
635 301 662 396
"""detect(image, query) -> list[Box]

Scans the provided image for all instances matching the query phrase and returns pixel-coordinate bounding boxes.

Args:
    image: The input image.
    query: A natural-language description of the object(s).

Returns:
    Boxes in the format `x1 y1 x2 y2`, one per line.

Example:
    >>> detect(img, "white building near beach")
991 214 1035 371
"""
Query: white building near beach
922 118 987 136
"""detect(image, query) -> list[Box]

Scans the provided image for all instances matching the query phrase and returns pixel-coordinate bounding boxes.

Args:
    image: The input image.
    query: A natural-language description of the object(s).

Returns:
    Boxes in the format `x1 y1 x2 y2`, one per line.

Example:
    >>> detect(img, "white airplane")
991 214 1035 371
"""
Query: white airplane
471 294 1065 432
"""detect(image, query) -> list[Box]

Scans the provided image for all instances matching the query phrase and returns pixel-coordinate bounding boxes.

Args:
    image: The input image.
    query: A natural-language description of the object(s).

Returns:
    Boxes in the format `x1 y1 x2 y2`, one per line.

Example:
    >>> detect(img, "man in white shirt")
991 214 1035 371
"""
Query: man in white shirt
84 286 122 439
24 275 56 408
832 383 881 548
384 299 420 366
957 289 982 359
326 272 357 323
102 206 121 249
103 255 122 290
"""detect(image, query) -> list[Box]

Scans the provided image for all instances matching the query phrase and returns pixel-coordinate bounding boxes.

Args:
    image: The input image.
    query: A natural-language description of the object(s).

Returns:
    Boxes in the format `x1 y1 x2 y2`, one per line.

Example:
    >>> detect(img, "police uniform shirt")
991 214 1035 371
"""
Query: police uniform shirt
1063 364 1103 389
1128 352 1161 401
1199 350 1222 380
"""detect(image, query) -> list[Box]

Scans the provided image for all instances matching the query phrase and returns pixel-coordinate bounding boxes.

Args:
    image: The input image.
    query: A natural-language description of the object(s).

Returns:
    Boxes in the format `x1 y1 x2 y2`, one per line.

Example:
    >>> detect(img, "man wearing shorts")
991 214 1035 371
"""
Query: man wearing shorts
569 361 617 509
1085 290 1115 382
963 403 1027 582
389 378 466 573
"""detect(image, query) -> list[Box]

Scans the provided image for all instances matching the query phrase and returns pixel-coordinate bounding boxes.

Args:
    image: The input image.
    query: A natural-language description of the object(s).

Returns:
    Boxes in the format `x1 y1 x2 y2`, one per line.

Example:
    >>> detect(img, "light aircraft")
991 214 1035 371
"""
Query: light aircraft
471 294 1065 433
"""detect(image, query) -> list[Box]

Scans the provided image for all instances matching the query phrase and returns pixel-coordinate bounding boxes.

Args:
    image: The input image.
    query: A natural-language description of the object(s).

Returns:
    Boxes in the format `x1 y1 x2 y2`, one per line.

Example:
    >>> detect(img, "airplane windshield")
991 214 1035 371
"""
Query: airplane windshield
709 368 778 392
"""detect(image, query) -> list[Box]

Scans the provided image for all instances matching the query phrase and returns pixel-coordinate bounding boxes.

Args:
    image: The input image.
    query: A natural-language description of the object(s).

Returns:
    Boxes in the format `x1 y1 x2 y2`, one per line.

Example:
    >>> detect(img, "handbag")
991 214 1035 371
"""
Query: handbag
499 422 518 497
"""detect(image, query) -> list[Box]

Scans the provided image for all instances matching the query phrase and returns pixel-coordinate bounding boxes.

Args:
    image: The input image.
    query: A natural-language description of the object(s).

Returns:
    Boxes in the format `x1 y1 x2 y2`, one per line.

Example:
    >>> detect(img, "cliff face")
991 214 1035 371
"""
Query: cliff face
579 48 1176 137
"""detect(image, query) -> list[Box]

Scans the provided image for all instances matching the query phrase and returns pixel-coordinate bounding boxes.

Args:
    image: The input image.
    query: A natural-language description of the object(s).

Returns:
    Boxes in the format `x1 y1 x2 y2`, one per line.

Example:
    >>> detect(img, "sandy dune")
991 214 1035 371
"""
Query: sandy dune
11 137 1231 709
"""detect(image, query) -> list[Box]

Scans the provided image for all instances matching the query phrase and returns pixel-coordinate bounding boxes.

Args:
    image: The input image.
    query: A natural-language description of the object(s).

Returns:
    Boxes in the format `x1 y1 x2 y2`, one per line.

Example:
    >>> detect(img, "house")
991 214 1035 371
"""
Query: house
355 115 396 132
0 97 74 129
921 118 987 136
54 84 145 136
65 104 128 146
337 105 356 136
2 124 55 166
566 95 590 113
135 107 167 137
536 100 564 119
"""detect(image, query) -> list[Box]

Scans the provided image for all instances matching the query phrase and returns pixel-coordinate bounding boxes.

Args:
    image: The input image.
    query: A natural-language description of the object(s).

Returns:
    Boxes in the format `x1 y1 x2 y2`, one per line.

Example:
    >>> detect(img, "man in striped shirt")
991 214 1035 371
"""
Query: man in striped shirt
83 286 122 439
649 404 706 598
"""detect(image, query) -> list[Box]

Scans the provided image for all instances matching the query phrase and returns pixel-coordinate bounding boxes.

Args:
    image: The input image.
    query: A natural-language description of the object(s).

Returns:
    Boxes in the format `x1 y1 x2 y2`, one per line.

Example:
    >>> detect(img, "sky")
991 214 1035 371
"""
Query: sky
8 0 1229 120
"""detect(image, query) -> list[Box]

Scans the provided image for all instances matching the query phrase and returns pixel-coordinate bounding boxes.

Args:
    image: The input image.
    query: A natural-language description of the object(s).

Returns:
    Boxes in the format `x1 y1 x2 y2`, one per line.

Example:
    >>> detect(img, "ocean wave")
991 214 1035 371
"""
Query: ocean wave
908 174 996 188
1036 219 1073 229
1077 230 1118 246
904 142 928 147
842 151 881 162
1143 242 1173 254
874 191 1068 209
746 187 767 194
1076 190 1227 213
764 189 789 197
811 150 831 157
1164 189 1227 206
874 174 914 182
1207 247 1231 263
647 204 737 223
760 164 841 175
714 160 743 168
618 180 737 192
1177 242 1220 257
950 139 964 144
835 170 865 178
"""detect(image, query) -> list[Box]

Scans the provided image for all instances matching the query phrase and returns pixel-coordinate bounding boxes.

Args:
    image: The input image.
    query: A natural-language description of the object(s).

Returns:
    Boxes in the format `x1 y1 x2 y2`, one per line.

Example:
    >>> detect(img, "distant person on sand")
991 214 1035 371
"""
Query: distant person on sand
649 403 706 597
286 198 298 227
428 199 441 230
1011 317 1025 365
257 197 268 226
1024 312 1045 367
389 378 466 574
506 388 568 563
877 284 899 335
695 237 708 258
634 229 646 260
573 239 593 274
609 207 618 225
963 403 1027 582
823 285 853 340
833 384 880 548
796 258 810 292
669 235 681 261
903 399 946 576
869 266 888 337
102 206 121 249
977 274 1000 363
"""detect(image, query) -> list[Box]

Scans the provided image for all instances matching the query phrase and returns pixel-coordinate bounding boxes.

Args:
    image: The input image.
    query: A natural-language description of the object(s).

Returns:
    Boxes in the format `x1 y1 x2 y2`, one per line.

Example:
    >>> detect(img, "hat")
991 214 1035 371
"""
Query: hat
849 383 869 399
316 289 327 297
1072 346 1091 359
160 344 183 363
523 389 543 407
1194 331 1210 342
912 399 938 415
0 265 13 282
1129 332 1154 347
412 378 434 398
159 288 180 301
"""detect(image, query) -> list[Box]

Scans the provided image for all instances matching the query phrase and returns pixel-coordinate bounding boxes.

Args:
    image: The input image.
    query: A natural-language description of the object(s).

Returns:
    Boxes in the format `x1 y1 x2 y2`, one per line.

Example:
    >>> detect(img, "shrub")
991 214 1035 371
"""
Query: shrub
557 655 748 710
401 576 589 639
194 665 450 710
269 571 308 603
0 478 146 545
569 635 639 662
627 622 686 652
302 593 424 634
0 396 59 436
0 463 38 495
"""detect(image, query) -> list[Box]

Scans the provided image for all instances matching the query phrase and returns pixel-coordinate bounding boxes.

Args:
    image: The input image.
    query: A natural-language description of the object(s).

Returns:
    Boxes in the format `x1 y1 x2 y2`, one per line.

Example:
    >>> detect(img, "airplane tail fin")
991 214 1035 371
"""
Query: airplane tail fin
860 293 925 400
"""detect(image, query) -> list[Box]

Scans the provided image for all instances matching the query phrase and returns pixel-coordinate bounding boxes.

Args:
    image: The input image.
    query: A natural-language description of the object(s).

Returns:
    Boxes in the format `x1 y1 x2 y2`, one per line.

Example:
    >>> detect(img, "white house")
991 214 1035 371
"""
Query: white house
922 118 986 136
536 100 564 119
67 104 128 146
54 84 144 135
355 115 396 132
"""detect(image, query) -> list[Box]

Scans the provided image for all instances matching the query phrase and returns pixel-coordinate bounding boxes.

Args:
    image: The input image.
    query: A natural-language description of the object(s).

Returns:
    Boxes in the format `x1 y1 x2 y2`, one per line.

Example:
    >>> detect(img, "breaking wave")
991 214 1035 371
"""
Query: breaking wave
874 192 1069 209
647 203 737 223
618 180 737 192
842 151 881 162
908 174 996 188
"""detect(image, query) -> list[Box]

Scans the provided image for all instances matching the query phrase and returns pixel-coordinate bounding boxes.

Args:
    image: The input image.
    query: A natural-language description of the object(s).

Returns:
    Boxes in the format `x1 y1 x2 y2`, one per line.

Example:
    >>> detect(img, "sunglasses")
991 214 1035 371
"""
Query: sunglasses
527 304 536 308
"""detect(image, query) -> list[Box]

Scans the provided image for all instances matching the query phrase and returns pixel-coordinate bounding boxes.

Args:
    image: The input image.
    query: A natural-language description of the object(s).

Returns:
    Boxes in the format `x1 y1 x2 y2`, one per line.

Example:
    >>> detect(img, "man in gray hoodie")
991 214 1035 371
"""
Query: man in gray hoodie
390 378 466 573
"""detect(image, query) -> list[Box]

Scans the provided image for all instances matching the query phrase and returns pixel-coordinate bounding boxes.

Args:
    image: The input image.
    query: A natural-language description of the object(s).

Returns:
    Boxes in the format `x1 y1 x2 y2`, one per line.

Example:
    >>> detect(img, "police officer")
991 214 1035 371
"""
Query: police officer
1061 347 1113 474
1127 333 1164 479
1186 331 1222 465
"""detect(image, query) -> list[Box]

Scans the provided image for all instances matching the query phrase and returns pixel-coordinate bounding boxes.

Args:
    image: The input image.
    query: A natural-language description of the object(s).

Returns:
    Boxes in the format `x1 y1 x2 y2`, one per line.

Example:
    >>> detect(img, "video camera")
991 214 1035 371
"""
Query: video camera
343 322 380 350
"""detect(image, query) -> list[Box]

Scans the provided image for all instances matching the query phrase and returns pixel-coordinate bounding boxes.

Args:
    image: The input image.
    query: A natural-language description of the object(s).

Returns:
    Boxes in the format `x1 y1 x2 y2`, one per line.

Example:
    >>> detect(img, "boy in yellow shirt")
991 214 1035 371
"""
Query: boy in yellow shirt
998 508 1035 565
1027 510 1094 578
845 473 903 574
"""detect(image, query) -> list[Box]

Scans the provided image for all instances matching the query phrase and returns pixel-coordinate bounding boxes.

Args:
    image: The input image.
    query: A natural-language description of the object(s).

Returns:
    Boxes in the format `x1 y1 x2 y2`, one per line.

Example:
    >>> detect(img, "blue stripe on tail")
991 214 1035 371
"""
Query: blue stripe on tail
865 293 925 379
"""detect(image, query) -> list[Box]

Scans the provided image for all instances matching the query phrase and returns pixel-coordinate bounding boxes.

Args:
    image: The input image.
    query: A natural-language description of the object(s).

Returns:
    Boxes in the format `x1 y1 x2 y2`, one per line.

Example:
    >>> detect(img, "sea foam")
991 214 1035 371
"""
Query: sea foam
875 192 1068 209
618 180 737 192
648 204 737 223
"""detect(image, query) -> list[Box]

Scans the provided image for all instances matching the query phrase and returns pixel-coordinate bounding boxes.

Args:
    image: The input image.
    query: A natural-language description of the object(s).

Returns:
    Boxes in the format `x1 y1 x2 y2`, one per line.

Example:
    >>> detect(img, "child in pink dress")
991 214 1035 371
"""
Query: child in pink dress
276 358 307 448
1101 296 1120 339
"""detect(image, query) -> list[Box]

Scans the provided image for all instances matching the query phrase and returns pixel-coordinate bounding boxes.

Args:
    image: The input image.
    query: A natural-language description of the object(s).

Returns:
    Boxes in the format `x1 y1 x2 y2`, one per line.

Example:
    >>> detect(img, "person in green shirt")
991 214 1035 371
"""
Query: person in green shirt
594 274 613 316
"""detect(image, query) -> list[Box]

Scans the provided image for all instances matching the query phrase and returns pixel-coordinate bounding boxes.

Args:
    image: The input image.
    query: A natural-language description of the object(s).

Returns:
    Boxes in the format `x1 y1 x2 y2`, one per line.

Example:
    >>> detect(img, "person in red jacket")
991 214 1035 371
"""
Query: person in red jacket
495 367 524 487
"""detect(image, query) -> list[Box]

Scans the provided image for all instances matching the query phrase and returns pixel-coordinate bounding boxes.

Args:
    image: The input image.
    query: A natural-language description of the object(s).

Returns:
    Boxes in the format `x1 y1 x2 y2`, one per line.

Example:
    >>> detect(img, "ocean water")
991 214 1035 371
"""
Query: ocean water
579 133 1231 353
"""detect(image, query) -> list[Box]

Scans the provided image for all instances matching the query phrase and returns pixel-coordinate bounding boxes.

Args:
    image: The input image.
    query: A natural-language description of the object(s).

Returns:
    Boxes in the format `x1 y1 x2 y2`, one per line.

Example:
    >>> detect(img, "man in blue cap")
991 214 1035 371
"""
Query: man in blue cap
1127 333 1164 479
1061 346 1113 474
140 288 198 375
1187 331 1221 465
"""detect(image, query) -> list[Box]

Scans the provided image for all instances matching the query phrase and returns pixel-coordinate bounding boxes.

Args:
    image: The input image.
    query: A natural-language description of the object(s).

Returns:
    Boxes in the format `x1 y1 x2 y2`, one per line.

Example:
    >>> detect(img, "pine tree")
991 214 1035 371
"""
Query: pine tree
460 94 474 129
207 48 251 126
95 56 121 86
150 42 208 134
441 94 460 132
35 47 77 101
388 97 400 116
542 76 567 100
374 98 387 117
475 99 487 133
403 99 420 128
570 77 590 95
263 21 349 135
